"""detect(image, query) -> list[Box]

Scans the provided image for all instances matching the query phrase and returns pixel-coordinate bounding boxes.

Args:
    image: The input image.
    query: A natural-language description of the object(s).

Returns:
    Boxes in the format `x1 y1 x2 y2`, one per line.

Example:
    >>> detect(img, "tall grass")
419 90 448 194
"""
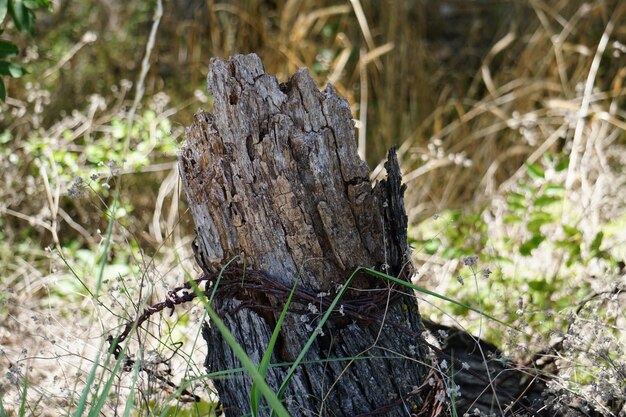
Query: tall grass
0 0 625 415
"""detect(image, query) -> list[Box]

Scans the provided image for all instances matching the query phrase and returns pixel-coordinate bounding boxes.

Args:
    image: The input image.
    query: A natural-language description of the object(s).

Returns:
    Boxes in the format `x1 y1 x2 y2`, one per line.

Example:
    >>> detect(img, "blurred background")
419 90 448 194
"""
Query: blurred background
1 0 625 415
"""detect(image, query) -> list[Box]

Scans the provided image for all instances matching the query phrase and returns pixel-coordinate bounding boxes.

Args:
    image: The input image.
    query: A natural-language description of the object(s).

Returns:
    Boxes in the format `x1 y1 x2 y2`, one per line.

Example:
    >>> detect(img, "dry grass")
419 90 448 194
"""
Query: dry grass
1 0 625 415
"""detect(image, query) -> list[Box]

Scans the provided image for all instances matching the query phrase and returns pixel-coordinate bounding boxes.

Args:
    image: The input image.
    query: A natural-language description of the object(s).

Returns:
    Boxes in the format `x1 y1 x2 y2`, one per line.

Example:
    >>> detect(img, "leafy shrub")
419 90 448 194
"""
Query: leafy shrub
0 0 50 100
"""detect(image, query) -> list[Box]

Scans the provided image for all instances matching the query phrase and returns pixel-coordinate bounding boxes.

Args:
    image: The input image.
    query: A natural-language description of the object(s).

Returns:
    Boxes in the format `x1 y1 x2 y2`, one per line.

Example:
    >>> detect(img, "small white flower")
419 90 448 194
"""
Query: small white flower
446 384 461 398
307 303 318 314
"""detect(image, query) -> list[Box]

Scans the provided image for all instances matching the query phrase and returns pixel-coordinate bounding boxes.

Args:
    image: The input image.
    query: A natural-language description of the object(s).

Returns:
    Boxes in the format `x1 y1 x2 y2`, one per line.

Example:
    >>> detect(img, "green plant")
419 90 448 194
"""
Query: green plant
0 0 50 100
410 151 621 342
249 274 299 416
189 269 292 417
187 263 509 417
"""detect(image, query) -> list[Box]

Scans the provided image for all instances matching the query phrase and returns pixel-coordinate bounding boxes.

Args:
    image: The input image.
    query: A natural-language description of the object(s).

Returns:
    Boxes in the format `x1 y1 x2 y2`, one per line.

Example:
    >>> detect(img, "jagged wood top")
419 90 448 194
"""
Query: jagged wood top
179 53 409 290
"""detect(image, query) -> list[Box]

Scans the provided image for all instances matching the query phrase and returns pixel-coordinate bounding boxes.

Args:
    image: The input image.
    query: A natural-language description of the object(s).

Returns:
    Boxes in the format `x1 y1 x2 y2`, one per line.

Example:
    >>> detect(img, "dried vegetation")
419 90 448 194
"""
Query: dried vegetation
0 0 625 415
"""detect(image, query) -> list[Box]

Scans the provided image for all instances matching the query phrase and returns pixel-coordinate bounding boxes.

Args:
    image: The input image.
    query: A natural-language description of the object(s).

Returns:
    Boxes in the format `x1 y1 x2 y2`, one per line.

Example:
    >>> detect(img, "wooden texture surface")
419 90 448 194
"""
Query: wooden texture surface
179 54 433 416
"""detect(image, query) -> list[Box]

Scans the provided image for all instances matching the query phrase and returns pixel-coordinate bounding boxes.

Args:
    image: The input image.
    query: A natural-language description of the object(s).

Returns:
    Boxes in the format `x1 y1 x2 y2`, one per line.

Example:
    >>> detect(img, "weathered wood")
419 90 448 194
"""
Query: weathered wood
178 53 608 417
178 54 434 416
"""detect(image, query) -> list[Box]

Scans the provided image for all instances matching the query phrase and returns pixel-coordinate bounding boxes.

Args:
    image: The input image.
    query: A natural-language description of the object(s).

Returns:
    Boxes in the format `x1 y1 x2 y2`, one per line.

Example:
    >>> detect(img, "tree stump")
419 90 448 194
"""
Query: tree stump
178 54 435 416
177 53 577 417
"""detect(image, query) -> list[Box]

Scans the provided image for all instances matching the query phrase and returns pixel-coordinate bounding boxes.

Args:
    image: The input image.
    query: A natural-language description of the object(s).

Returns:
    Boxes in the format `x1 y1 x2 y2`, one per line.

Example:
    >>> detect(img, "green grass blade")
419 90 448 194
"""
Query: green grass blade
202 353 406 380
72 348 106 417
274 267 361 406
122 358 141 417
87 350 126 417
174 255 240 411
206 262 511 417
209 256 241 305
0 395 7 417
95 200 118 297
72 336 122 417
450 351 458 417
250 277 299 416
189 279 291 417
271 266 514 415
18 376 28 417
361 268 516 329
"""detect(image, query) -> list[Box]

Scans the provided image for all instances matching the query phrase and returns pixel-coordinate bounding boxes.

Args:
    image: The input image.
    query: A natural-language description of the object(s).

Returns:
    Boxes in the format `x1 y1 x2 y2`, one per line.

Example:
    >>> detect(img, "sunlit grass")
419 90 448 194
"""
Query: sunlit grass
0 0 625 415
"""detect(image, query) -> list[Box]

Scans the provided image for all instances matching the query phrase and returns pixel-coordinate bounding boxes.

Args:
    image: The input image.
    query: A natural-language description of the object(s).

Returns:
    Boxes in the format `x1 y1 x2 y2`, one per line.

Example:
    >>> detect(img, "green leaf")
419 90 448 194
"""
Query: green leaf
23 0 50 9
565 245 582 267
0 60 26 77
0 40 18 59
441 246 469 259
362 267 514 328
545 184 565 195
527 212 553 234
529 211 552 223
562 225 580 237
19 375 28 417
8 0 35 34
9 0 27 31
519 235 545 256
423 238 441 254
271 267 515 417
543 153 554 165
518 182 533 193
533 195 561 207
86 348 126 417
200 297 291 417
0 0 7 24
555 158 569 172
0 77 5 101
526 162 545 180
528 279 551 292
507 191 526 203
188 261 291 417
590 231 604 253
503 214 522 224
492 254 514 265
0 130 11 143
507 200 526 211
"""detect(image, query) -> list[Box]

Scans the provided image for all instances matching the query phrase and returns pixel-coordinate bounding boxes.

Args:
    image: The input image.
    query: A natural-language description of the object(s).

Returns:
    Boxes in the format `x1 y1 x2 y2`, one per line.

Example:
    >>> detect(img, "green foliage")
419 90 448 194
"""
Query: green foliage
45 245 139 306
0 0 50 100
147 398 219 417
20 109 176 197
1 1 624 414
411 152 620 343
410 210 487 260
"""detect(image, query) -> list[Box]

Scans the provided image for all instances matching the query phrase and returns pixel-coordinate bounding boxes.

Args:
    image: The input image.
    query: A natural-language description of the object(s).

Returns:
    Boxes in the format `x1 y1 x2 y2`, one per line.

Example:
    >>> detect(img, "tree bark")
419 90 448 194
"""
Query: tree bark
178 54 434 416
178 53 566 417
